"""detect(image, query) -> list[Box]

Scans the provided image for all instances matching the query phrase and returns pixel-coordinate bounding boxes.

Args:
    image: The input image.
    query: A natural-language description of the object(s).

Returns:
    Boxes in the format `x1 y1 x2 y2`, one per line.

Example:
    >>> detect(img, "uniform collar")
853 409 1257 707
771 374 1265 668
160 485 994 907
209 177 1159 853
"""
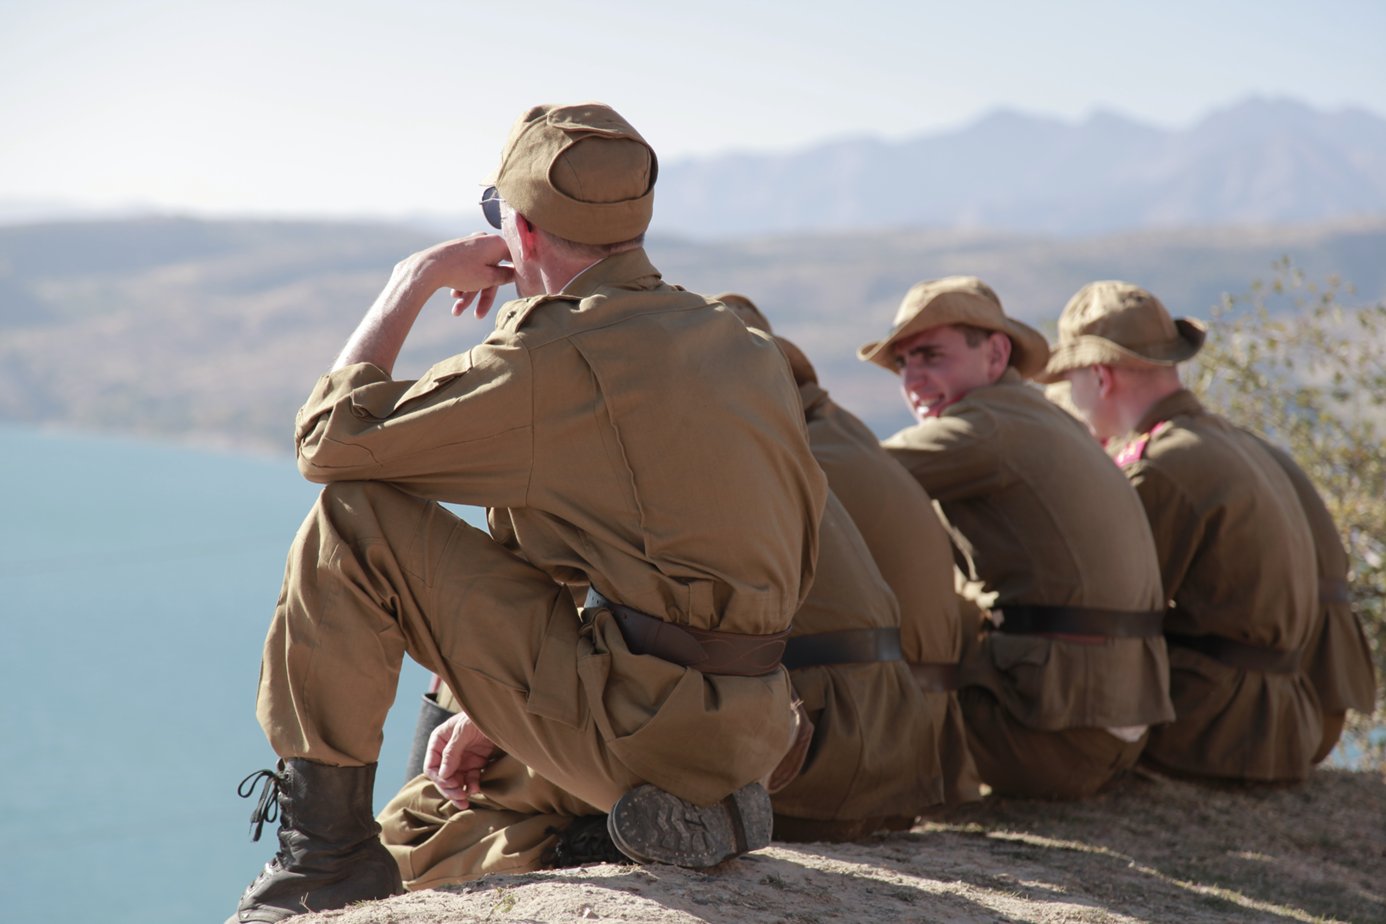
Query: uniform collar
995 367 1025 387
1134 388 1203 435
560 248 662 299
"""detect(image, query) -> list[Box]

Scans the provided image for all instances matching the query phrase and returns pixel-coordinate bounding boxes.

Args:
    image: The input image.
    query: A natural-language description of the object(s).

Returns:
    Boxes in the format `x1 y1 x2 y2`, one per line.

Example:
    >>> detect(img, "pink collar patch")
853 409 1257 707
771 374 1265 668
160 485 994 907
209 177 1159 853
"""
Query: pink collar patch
1114 420 1170 466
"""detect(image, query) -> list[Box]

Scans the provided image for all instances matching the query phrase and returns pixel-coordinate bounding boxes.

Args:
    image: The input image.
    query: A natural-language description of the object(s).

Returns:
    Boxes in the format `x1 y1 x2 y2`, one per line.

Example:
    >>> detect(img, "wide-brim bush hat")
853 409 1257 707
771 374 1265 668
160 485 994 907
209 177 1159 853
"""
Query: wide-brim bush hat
1039 280 1205 384
857 275 1049 379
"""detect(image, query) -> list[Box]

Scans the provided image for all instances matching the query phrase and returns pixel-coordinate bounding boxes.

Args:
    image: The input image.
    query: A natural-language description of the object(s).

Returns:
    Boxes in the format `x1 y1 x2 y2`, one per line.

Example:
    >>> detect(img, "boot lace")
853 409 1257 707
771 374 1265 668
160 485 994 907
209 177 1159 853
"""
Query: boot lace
236 767 285 843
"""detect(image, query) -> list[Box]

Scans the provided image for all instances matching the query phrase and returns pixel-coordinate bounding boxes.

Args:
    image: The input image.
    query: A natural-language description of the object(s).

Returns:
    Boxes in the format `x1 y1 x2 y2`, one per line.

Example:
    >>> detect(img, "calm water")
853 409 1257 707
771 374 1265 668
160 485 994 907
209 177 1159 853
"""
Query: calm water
0 424 481 924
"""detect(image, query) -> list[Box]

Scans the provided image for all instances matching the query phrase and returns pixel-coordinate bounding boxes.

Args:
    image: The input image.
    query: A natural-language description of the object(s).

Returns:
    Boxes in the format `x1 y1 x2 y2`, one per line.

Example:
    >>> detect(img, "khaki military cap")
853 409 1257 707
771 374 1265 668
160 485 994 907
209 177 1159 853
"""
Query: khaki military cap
1039 281 1205 383
857 275 1050 379
490 102 657 245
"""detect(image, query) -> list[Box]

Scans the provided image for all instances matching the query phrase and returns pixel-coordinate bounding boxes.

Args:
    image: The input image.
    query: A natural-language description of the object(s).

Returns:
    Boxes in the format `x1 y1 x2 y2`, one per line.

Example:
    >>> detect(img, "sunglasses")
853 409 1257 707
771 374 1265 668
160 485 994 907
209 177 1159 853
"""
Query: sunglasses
480 186 503 230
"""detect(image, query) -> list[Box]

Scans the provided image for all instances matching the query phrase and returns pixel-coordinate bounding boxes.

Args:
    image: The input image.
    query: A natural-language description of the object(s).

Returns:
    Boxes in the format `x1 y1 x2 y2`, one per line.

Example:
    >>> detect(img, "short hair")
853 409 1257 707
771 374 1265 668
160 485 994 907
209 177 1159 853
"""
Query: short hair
953 323 995 347
539 225 645 260
506 201 644 259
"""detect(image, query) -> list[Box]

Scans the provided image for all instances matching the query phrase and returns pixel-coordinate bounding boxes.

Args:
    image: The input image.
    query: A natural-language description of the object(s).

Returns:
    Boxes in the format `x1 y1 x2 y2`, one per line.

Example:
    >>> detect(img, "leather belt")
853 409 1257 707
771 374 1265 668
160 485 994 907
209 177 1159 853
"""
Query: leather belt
782 627 902 669
781 627 960 692
1165 632 1302 674
991 604 1165 638
584 588 787 677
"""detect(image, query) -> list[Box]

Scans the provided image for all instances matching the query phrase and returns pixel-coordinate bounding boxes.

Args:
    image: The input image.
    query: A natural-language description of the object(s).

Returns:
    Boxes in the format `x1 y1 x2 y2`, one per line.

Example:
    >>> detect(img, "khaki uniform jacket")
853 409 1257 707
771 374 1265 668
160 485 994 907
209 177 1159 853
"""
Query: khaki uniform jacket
882 369 1174 732
798 379 962 669
768 341 973 815
1247 434 1376 716
293 249 828 802
1116 390 1322 780
771 493 943 819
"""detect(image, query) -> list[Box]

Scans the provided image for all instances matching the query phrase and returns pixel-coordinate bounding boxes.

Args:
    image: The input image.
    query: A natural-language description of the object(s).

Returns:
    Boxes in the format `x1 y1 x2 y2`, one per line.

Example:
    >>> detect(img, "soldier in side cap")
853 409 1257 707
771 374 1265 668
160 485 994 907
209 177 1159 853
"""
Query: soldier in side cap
1042 280 1369 781
225 103 827 921
859 276 1175 799
718 294 980 839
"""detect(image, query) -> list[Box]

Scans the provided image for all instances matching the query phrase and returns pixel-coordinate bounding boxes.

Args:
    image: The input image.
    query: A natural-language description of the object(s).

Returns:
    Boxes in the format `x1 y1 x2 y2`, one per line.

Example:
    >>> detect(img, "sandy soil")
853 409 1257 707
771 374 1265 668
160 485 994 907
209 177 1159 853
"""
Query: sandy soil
291 766 1384 924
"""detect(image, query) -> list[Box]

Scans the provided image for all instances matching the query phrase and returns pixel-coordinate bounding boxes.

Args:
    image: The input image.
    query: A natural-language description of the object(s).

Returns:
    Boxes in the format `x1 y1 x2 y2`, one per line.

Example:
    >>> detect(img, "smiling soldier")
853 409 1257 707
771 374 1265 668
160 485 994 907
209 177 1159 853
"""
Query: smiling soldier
859 276 1174 798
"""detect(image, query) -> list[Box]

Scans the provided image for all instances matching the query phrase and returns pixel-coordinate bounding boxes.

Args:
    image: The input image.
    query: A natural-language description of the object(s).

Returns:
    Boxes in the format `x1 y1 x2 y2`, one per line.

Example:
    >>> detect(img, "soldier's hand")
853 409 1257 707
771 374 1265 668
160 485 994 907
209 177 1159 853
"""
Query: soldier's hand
424 709 498 810
412 233 516 320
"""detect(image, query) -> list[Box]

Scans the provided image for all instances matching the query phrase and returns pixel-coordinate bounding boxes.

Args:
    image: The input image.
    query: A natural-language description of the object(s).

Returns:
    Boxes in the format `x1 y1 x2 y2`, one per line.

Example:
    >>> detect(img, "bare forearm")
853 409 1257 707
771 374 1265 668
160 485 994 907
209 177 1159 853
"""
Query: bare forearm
330 234 516 375
332 255 437 374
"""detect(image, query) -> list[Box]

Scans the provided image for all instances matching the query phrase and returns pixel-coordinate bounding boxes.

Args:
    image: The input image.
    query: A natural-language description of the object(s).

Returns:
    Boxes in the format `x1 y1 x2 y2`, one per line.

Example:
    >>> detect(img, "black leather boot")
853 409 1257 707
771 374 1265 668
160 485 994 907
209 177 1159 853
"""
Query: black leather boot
226 759 403 924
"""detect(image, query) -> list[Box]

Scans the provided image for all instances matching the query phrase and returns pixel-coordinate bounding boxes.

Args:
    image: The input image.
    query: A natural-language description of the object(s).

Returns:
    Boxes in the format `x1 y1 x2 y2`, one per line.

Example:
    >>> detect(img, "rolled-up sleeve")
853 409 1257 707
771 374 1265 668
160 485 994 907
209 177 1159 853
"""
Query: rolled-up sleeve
293 340 534 508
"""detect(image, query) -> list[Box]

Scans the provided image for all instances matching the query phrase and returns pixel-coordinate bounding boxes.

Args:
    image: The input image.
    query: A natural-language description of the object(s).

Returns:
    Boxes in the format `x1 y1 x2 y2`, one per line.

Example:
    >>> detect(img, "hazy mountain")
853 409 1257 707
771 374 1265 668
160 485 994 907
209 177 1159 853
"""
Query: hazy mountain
3 215 1384 450
654 97 1386 238
7 98 1383 242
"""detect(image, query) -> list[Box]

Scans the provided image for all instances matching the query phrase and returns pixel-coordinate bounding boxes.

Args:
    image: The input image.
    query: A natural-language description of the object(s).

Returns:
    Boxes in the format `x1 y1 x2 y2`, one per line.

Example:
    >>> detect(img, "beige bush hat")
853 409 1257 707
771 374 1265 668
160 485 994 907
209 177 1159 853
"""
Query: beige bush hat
715 292 817 385
489 102 657 245
857 275 1050 379
1039 281 1205 384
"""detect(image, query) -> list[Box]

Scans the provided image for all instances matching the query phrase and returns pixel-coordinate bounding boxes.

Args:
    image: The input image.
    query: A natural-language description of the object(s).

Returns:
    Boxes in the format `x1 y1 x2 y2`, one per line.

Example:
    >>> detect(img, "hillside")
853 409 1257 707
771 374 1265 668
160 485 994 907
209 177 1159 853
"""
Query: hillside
284 767 1384 923
2 215 1385 449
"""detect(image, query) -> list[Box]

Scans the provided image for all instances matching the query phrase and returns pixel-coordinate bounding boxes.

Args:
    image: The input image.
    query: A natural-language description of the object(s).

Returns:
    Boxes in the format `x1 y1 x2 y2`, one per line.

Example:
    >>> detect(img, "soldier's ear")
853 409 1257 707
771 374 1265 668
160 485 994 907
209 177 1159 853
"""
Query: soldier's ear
986 331 1012 377
513 212 543 261
1094 364 1117 398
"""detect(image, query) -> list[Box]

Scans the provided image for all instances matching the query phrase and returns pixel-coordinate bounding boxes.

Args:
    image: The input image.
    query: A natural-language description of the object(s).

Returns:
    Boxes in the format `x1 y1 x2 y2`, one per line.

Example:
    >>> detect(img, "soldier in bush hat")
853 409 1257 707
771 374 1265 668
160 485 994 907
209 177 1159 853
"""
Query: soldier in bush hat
861 276 1175 799
225 103 827 920
719 293 980 839
1043 280 1328 781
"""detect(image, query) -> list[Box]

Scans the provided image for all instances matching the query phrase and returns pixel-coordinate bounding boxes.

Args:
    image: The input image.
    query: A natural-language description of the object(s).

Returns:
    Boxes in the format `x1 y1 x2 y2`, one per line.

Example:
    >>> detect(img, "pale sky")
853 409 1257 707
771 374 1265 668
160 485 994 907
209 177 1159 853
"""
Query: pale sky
2 0 1383 219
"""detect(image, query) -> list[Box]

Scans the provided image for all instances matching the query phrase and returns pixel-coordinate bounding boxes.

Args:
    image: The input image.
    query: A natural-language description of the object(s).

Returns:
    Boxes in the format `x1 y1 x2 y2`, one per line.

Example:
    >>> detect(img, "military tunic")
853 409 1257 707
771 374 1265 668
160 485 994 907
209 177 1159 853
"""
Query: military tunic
1115 390 1323 781
783 340 978 807
1246 435 1377 759
883 369 1174 798
260 249 827 885
770 492 941 833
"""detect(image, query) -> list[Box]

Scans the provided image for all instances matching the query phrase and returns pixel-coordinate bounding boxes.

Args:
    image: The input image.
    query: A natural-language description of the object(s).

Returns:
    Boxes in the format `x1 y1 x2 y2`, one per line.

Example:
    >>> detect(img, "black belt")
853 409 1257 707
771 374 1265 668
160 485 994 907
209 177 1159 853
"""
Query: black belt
991 604 1165 638
781 628 960 692
1165 632 1302 674
583 588 787 677
782 627 902 669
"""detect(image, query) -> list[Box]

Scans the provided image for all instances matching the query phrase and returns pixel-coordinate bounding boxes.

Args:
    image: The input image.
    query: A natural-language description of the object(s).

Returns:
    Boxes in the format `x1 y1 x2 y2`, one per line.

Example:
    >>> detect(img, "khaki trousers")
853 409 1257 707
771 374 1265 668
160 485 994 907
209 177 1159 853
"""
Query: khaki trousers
256 482 644 813
378 758 600 889
958 688 1145 799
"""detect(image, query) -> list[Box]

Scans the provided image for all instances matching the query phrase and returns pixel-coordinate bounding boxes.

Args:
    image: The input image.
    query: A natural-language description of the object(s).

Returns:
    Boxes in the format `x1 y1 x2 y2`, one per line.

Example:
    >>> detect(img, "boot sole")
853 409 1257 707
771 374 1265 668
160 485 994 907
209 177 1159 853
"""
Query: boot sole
606 782 772 868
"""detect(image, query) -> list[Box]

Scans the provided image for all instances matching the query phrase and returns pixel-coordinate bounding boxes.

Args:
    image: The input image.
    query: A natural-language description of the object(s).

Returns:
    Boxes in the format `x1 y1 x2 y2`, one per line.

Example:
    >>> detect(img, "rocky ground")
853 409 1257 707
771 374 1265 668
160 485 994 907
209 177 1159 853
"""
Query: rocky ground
291 766 1384 923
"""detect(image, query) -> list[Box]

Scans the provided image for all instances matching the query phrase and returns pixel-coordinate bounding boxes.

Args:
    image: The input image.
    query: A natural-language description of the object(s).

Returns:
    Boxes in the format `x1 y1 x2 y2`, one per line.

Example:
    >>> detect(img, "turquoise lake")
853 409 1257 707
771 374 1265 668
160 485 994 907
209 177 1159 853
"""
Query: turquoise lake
0 424 476 924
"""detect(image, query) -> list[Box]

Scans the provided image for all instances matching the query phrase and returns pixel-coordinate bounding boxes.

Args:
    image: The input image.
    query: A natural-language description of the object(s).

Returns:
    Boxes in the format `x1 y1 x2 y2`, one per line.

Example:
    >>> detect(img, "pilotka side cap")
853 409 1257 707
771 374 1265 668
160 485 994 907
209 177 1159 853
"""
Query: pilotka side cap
489 102 658 245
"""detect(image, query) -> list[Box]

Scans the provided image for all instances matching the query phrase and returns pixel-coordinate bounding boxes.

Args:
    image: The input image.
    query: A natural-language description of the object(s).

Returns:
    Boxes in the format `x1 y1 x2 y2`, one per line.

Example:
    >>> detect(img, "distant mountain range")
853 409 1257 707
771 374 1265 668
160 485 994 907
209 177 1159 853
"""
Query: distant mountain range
654 97 1386 238
4 98 1382 240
